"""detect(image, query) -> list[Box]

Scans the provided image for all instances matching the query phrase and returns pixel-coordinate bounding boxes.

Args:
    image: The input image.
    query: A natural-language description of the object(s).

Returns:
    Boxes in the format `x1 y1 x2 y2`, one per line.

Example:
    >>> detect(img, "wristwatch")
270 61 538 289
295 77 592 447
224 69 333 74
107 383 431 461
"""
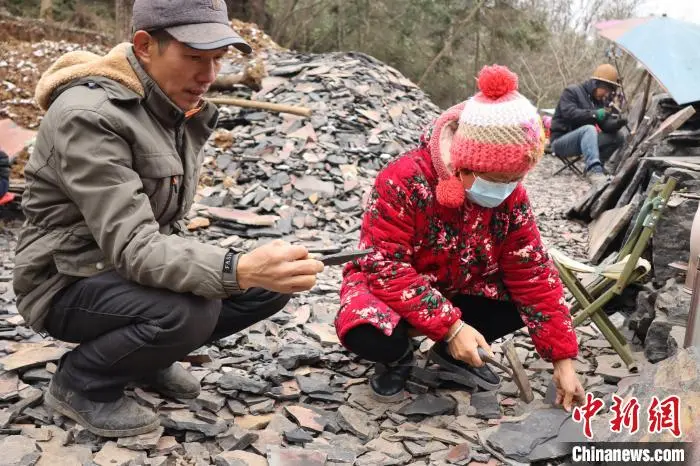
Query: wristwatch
222 249 244 295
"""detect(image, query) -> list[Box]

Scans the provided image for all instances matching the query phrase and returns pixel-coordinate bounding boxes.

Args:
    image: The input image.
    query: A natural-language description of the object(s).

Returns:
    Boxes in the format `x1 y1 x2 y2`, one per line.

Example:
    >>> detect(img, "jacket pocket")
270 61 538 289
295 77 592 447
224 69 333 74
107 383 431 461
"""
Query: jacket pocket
52 226 111 277
54 248 110 277
133 153 184 223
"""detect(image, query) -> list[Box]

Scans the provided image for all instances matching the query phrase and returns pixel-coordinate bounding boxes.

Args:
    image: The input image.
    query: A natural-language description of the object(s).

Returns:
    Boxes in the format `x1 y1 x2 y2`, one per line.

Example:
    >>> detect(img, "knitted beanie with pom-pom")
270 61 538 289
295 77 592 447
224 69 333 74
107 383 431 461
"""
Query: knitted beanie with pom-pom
430 64 545 208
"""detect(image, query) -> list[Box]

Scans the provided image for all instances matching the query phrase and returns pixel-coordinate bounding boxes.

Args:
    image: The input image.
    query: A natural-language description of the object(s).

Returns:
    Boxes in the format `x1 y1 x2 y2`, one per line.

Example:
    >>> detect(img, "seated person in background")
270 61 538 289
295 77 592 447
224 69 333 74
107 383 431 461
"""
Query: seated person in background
335 65 584 412
550 64 627 186
0 149 15 205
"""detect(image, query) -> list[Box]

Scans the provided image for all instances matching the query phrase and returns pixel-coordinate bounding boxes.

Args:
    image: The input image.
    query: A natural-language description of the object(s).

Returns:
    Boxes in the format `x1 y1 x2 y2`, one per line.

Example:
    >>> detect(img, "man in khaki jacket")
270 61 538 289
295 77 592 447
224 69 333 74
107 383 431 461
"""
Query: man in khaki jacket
14 0 323 437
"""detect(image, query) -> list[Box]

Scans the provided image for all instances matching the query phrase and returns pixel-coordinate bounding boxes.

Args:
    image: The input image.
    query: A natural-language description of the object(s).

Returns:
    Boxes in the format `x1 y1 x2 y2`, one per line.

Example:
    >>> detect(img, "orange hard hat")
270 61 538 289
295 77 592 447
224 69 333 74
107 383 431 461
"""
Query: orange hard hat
592 64 620 87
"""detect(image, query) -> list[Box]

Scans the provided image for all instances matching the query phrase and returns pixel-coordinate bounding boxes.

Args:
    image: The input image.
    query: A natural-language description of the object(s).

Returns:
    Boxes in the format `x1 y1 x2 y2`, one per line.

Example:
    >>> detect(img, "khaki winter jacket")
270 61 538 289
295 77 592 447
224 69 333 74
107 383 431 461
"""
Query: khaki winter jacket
14 43 241 331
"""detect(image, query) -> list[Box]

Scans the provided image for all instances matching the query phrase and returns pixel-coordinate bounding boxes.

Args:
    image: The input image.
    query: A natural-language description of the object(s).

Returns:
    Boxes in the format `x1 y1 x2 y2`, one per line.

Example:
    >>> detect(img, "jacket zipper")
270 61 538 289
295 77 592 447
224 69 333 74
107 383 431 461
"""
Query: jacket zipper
156 176 178 223
170 124 186 224
160 122 185 226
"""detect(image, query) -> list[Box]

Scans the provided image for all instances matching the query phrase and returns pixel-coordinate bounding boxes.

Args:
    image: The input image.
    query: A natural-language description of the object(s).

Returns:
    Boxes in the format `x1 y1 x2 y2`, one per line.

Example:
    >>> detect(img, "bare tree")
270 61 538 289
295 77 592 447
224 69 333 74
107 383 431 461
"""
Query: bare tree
418 0 484 87
260 0 643 108
39 0 53 21
116 0 134 43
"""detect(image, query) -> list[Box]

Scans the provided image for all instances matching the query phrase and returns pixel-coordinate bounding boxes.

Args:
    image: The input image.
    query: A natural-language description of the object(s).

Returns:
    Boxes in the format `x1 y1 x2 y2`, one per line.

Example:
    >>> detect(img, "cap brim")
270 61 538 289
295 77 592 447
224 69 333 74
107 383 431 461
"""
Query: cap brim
592 77 620 87
165 23 252 54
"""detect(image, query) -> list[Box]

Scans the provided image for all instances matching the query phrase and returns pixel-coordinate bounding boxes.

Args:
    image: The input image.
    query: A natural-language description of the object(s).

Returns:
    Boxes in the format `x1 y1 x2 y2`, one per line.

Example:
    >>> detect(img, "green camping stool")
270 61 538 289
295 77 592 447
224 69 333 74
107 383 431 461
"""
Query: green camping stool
549 176 677 372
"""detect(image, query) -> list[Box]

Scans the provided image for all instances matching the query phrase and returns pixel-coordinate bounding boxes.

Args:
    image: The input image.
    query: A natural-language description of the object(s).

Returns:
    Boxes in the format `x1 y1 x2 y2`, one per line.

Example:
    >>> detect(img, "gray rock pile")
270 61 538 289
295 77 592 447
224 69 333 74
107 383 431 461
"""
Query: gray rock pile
187 50 441 253
628 279 690 363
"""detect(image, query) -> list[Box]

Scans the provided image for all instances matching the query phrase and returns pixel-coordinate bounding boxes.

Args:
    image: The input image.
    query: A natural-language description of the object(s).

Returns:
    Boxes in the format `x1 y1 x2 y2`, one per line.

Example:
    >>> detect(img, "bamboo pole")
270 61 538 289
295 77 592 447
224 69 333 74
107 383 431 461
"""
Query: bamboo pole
206 97 312 117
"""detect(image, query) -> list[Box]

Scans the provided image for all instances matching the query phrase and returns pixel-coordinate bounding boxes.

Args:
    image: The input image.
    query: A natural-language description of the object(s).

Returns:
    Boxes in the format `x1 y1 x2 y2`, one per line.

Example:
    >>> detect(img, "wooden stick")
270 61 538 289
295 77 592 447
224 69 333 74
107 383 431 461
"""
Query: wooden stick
210 74 259 92
501 339 534 403
635 72 653 132
206 97 312 117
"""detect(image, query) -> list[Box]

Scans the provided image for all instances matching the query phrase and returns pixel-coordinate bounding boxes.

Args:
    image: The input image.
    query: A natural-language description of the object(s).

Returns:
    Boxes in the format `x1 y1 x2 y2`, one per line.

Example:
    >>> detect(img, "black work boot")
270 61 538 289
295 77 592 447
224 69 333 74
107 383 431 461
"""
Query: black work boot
369 351 414 403
428 341 501 391
45 372 160 438
141 362 200 399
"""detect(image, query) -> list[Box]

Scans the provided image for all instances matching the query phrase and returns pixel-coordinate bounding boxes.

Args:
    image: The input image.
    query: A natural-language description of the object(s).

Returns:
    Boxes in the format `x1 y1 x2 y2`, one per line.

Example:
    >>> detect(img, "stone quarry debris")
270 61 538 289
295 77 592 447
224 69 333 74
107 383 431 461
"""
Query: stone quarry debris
486 408 570 463
398 394 457 417
0 346 68 371
0 19 616 466
470 391 501 420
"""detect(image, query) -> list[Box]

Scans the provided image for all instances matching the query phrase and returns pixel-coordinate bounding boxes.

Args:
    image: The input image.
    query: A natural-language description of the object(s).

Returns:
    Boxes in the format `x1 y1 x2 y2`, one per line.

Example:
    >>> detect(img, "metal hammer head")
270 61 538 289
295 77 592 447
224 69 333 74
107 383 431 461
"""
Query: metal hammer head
478 340 534 403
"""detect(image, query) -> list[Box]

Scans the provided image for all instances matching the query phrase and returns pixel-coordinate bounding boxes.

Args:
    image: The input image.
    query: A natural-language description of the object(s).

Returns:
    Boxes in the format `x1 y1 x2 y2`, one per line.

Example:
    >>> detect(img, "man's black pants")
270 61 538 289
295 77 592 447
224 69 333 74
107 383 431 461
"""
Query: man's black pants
45 270 290 401
343 295 526 364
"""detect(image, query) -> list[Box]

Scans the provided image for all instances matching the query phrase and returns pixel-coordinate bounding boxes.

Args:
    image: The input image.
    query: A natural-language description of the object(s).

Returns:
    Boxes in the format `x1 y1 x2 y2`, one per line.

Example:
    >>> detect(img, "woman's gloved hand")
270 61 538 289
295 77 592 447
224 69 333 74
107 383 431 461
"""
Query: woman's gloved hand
446 321 494 367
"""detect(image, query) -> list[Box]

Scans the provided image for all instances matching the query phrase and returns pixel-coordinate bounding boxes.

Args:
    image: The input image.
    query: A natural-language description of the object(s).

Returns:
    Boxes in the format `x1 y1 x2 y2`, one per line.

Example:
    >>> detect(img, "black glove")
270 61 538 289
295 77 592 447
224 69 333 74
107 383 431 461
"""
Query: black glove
599 114 627 133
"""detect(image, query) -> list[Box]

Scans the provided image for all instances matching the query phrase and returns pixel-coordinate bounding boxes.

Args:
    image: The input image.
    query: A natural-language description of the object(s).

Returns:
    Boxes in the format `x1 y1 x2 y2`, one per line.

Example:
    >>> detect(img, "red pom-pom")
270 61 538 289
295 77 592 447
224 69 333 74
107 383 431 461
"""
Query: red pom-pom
436 176 464 208
477 65 518 100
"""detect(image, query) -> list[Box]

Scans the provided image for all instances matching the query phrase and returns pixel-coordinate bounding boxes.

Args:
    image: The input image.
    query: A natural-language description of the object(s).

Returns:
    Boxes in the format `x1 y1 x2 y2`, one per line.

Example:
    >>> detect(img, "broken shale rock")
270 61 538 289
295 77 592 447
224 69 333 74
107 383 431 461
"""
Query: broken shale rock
337 405 379 440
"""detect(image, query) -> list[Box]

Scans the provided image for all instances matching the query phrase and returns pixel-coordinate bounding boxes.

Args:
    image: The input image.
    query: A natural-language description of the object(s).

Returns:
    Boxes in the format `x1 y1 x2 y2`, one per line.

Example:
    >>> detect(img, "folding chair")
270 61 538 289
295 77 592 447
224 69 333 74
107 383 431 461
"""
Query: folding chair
549 176 677 371
545 143 584 177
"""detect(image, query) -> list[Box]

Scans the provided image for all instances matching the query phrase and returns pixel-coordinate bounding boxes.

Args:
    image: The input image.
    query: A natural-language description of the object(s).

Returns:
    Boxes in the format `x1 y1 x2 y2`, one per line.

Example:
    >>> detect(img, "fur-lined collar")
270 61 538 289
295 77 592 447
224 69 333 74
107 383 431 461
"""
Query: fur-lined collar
35 43 143 111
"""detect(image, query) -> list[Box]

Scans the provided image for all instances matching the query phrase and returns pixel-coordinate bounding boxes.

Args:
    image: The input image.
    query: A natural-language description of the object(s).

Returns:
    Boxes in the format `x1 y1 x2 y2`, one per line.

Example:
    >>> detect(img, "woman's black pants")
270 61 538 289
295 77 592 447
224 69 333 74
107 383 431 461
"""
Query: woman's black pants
343 295 525 363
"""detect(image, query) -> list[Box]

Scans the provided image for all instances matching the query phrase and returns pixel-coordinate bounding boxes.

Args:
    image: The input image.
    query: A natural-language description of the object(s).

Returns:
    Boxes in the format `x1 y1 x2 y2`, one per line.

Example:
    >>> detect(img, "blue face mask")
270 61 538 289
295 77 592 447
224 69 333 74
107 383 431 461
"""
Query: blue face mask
466 176 519 208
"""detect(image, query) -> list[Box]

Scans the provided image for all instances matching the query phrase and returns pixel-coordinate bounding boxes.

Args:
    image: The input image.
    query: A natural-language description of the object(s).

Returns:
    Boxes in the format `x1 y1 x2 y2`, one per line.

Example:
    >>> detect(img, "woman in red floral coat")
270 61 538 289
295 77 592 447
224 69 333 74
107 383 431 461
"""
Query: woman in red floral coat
335 65 584 410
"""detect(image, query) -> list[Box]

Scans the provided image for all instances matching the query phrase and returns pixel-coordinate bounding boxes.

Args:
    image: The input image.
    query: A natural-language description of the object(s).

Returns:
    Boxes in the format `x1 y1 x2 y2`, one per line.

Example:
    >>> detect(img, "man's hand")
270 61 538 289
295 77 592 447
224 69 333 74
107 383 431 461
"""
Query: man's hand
552 358 585 412
446 322 494 367
594 108 608 122
235 240 324 294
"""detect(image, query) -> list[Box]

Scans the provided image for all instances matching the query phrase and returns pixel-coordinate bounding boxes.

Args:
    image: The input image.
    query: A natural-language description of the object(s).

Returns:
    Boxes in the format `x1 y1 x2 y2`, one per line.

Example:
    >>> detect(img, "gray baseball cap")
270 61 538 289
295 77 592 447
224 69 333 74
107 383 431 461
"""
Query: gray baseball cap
132 0 252 54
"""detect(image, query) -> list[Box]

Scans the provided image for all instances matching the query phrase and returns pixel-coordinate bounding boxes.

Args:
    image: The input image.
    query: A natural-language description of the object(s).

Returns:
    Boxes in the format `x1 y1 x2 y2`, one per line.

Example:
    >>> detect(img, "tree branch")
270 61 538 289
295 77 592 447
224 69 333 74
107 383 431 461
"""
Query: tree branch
417 0 484 87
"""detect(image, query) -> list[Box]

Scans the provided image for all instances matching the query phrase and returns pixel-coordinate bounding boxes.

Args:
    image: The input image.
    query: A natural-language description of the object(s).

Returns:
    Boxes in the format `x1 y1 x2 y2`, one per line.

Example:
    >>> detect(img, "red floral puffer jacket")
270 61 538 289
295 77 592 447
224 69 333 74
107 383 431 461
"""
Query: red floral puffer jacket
334 144 579 362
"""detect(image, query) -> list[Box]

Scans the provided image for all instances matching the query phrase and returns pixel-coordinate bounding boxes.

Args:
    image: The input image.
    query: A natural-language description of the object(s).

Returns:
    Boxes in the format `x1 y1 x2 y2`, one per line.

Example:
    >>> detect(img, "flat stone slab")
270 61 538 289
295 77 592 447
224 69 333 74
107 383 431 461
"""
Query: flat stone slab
284 405 327 432
337 405 379 440
215 450 269 466
0 346 68 371
470 391 501 420
487 408 570 462
0 435 39 466
93 441 147 466
160 409 228 436
266 445 327 466
398 394 457 417
116 426 164 451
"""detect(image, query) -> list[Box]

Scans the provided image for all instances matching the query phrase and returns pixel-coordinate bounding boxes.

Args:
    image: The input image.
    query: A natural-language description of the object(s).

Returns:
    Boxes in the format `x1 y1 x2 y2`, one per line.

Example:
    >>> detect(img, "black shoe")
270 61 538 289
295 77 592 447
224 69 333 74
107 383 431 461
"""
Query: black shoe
428 341 501 391
369 351 414 403
45 373 160 438
141 362 200 399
